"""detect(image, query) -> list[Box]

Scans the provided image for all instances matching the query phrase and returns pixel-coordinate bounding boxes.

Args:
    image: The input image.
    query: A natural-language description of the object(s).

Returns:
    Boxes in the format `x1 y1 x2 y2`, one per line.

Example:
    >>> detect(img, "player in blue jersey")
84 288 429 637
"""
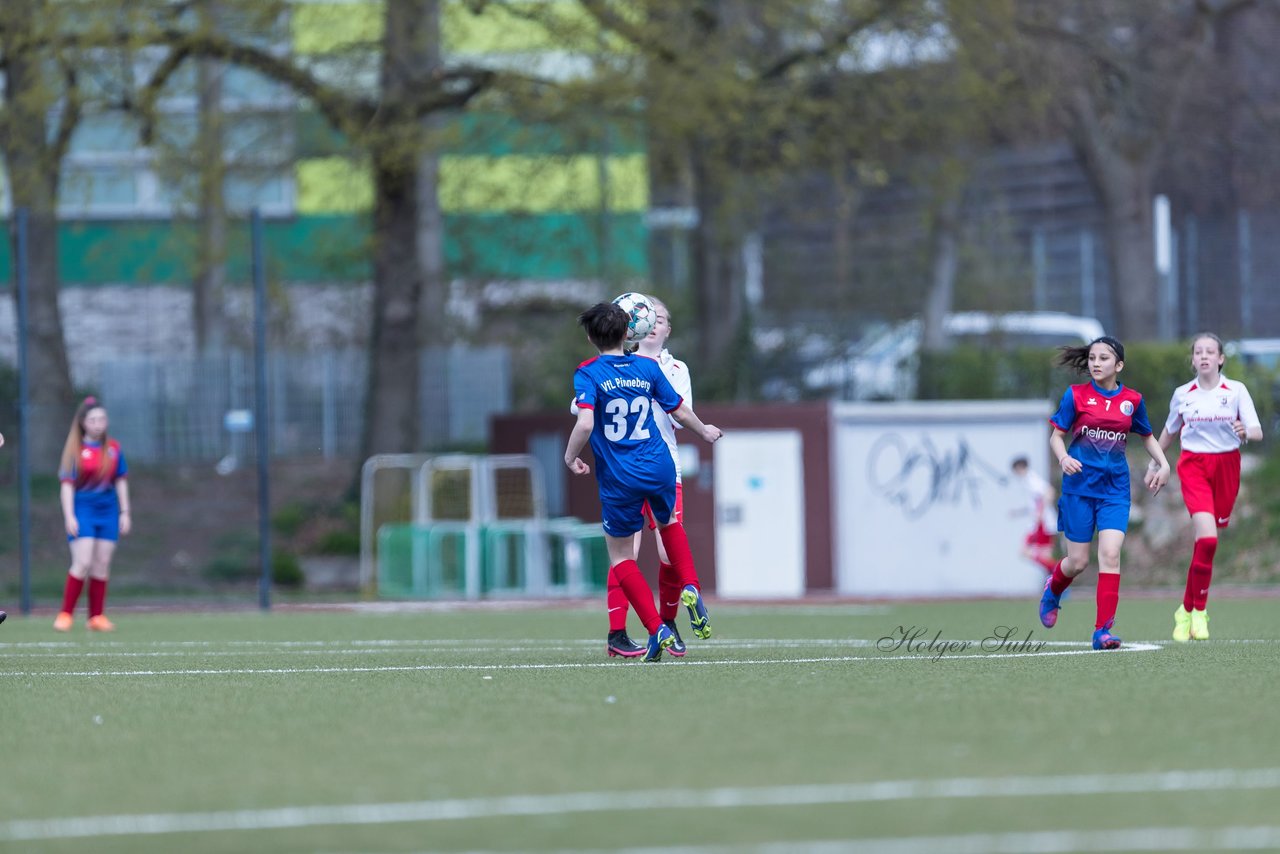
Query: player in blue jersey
565 302 723 661
1039 337 1170 650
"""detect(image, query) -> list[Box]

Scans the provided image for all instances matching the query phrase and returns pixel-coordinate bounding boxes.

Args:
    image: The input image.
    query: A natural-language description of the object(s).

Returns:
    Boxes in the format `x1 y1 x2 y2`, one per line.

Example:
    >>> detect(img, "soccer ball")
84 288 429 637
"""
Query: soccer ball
612 292 657 343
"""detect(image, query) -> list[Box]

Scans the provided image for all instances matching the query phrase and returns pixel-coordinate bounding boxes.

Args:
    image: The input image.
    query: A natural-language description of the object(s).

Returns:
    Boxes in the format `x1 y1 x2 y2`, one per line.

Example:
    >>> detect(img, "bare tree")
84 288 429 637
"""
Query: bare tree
1014 0 1256 339
2 2 84 465
141 0 493 456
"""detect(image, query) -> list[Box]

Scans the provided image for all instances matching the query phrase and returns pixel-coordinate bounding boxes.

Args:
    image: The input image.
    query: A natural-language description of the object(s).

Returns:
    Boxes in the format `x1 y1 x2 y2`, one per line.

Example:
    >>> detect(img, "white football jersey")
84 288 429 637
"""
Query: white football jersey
1163 375 1260 454
649 349 692 483
1021 469 1057 529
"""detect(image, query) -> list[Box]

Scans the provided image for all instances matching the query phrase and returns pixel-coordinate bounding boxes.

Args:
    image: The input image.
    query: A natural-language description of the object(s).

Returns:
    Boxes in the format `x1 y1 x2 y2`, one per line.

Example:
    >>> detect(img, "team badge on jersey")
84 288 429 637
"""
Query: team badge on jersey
1120 400 1134 416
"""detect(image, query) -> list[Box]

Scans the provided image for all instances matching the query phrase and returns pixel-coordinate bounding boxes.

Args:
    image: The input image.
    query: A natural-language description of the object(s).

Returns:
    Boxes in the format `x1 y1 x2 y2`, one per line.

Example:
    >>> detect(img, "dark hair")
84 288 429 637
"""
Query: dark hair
578 302 629 350
1010 456 1029 470
1057 335 1124 374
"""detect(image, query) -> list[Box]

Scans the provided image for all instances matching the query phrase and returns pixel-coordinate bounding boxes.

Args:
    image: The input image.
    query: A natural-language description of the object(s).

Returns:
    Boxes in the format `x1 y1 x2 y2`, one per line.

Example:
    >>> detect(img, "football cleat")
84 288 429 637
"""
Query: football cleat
662 619 687 657
606 629 646 658
681 585 711 640
86 615 116 633
53 611 73 632
0 610 6 625
1190 609 1210 641
1092 620 1122 650
1038 577 1062 629
644 623 676 662
1172 605 1191 643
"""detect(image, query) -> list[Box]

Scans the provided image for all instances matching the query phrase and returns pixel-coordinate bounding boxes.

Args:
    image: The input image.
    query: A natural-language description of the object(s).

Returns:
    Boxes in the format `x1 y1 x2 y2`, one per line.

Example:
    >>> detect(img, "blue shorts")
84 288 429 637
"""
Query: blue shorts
1057 493 1129 542
70 496 120 542
601 482 676 539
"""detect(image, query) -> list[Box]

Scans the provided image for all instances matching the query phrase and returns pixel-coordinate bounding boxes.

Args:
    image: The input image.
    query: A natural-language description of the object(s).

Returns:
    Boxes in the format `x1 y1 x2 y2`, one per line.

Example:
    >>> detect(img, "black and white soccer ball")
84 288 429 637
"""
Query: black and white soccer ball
612 292 657 343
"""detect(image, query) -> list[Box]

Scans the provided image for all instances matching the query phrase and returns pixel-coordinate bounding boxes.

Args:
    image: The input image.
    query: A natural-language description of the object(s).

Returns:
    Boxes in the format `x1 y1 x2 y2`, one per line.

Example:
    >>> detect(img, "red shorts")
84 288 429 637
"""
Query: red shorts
1024 522 1054 548
1176 449 1241 527
642 483 683 530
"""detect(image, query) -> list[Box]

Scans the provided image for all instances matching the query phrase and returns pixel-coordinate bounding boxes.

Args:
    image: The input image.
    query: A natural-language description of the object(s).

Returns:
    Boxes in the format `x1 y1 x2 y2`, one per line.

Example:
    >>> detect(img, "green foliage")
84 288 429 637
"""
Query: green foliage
316 529 360 556
915 341 1280 424
1109 342 1201 424
271 550 305 587
918 346 1074 401
272 503 308 537
201 531 306 587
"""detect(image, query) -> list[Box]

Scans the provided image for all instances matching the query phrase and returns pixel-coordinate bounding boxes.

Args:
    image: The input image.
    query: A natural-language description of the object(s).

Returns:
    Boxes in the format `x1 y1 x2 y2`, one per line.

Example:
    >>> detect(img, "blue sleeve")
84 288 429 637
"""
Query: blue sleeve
1049 388 1076 432
572 369 596 410
1130 397 1152 436
650 363 682 412
116 450 128 478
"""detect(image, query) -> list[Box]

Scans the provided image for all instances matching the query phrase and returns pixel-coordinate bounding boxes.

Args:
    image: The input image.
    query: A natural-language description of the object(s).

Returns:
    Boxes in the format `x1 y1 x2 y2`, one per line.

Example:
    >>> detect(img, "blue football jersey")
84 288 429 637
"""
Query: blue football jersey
573 354 683 499
1050 381 1152 499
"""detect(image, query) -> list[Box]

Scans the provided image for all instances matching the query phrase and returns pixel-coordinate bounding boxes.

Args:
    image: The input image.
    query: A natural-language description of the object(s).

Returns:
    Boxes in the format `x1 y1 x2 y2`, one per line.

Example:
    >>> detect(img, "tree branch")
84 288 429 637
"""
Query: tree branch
576 0 681 66
759 0 912 82
51 61 82 165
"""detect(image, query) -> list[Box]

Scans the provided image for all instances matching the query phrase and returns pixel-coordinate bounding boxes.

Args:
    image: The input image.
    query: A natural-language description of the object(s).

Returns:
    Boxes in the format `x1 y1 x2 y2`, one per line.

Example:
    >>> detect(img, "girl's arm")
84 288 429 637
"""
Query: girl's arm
670 401 722 444
564 408 595 474
116 478 132 535
61 482 78 537
1049 427 1081 476
1142 434 1171 495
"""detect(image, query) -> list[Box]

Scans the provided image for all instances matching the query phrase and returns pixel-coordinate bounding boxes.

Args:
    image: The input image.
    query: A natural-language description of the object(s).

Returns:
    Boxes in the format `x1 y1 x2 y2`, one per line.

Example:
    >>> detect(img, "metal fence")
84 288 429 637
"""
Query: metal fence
97 346 511 464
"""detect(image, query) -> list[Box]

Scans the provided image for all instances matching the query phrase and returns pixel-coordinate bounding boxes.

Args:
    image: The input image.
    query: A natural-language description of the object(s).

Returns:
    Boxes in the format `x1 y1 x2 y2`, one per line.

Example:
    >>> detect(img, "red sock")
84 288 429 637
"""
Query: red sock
605 566 629 632
61 574 85 615
1189 537 1217 611
1095 572 1120 629
611 560 661 635
88 578 108 618
1035 553 1057 573
1049 561 1074 597
658 523 700 590
657 563 680 622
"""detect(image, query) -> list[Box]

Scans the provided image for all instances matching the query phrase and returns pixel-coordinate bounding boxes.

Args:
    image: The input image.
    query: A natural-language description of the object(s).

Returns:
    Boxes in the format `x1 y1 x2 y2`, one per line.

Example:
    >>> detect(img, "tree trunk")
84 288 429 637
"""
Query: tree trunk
362 154 425 456
1095 160 1159 340
194 35 227 355
921 191 963 352
689 139 746 399
360 0 438 457
415 0 447 345
2 46 76 468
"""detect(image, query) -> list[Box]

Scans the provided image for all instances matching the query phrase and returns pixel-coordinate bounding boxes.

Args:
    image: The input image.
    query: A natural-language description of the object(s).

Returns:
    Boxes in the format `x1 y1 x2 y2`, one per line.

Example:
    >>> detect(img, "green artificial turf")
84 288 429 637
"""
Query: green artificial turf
2 599 1278 853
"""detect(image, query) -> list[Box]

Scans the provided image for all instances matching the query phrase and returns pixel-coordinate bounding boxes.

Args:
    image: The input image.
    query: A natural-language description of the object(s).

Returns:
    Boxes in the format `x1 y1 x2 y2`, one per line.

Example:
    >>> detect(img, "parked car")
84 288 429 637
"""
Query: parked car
1226 338 1280 371
805 311 1106 400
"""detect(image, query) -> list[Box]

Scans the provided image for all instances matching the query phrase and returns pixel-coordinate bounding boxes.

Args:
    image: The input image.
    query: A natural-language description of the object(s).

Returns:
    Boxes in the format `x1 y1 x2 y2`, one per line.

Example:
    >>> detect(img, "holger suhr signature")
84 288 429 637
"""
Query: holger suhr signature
877 625 1047 661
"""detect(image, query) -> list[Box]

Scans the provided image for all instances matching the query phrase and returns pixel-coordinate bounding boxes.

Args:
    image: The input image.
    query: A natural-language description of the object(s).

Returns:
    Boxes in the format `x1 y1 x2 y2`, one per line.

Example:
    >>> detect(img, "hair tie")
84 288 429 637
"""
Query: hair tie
84 396 97 406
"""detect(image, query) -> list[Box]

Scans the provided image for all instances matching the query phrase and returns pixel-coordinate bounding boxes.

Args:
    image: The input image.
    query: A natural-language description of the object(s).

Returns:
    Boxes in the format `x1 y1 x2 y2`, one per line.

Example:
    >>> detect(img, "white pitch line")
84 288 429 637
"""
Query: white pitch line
0 642 1162 677
2 768 1277 843
586 825 1280 854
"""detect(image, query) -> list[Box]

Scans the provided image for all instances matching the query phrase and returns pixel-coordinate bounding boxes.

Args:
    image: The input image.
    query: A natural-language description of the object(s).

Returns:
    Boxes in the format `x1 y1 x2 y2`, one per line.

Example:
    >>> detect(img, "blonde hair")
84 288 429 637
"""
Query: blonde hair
58 397 112 484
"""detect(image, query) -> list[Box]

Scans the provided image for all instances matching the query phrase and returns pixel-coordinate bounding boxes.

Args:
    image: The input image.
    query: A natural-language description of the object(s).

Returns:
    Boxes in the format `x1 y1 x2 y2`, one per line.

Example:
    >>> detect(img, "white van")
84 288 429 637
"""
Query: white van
806 311 1106 400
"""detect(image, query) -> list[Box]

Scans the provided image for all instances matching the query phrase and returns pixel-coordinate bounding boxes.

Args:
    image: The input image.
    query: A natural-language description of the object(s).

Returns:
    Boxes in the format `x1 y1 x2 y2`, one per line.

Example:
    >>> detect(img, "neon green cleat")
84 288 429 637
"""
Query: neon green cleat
1190 609 1210 641
1172 605 1191 643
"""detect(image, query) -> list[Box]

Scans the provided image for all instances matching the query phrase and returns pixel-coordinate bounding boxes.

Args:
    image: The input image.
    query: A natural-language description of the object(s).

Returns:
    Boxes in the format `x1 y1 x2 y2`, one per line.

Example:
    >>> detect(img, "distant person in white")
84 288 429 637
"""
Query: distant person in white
1009 455 1057 575
1153 332 1263 642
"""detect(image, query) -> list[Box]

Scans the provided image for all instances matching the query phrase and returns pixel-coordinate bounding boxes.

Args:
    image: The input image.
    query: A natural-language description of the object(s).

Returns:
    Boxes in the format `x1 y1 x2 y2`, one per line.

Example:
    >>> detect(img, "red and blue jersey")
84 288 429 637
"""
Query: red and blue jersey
59 439 127 495
1050 381 1151 500
573 354 683 501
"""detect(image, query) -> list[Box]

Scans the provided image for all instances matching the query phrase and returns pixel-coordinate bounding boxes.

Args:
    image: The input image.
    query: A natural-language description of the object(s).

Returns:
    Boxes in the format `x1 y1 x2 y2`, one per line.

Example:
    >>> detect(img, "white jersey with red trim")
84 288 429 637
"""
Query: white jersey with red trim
650 349 692 484
1163 375 1260 454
